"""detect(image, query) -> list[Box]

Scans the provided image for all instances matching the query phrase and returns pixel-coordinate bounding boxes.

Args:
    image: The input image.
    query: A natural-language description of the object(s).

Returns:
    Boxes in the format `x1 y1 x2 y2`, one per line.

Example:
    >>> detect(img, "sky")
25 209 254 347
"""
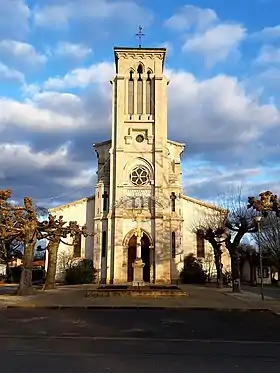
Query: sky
0 0 280 208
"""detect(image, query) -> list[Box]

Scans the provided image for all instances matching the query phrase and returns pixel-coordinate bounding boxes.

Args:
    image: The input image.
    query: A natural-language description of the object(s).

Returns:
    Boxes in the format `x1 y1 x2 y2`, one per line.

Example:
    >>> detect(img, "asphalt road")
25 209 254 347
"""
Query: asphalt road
0 308 280 372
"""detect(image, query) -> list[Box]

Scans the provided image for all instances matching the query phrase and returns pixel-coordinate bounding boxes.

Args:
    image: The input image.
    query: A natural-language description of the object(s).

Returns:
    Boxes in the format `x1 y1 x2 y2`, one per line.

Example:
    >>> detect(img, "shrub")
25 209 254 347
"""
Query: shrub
223 270 232 285
10 266 22 283
65 259 96 285
180 253 207 284
8 266 45 283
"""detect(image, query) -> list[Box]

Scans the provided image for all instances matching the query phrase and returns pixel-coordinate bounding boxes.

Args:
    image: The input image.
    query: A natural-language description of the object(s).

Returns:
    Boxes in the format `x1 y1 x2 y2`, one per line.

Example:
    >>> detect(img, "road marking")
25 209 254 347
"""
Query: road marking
0 335 280 345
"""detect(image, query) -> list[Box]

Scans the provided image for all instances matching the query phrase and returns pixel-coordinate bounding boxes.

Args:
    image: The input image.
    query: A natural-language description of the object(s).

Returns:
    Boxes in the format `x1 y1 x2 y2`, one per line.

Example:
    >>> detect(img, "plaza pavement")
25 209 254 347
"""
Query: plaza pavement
0 284 280 314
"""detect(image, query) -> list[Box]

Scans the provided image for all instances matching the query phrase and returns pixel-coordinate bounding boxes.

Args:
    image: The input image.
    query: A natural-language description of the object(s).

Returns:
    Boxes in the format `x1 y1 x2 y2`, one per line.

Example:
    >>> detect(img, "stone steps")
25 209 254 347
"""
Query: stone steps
86 285 189 298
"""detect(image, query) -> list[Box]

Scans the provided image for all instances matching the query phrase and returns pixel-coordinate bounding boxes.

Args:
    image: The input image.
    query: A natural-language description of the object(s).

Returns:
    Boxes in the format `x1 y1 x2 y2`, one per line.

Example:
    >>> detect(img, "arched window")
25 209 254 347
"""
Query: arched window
102 231 107 258
196 230 205 258
128 70 134 115
73 233 82 257
137 64 143 114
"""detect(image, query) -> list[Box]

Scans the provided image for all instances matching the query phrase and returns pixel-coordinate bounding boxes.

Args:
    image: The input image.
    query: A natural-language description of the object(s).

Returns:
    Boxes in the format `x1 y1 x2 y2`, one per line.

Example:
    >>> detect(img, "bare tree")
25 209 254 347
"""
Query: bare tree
192 209 227 288
252 213 280 276
222 192 259 292
0 189 90 294
192 190 259 292
247 191 280 282
17 197 39 295
41 215 88 290
0 190 34 292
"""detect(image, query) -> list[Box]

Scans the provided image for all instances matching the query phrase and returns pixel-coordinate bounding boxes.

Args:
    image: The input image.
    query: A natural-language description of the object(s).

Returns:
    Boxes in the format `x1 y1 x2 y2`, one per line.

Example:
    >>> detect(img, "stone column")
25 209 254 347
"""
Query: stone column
132 229 145 287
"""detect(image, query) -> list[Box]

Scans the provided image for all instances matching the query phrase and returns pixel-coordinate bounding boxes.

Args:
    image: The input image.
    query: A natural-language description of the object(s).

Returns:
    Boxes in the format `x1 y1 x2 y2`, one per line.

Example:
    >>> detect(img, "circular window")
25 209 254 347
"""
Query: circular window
136 134 144 143
130 166 149 186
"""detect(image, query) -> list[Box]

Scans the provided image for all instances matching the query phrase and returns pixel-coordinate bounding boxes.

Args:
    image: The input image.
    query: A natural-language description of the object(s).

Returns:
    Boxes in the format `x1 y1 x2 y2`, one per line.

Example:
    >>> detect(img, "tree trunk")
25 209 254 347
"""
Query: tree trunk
230 246 241 293
17 240 36 296
209 238 223 288
43 241 60 290
214 246 223 288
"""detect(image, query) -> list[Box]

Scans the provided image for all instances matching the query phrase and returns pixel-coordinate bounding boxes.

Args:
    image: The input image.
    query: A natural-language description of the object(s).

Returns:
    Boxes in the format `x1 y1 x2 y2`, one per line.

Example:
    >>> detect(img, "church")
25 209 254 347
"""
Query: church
49 45 230 284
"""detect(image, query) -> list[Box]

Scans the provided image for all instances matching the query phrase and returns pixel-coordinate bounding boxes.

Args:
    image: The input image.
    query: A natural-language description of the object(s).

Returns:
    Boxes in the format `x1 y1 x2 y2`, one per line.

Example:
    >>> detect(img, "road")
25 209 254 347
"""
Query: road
0 308 280 372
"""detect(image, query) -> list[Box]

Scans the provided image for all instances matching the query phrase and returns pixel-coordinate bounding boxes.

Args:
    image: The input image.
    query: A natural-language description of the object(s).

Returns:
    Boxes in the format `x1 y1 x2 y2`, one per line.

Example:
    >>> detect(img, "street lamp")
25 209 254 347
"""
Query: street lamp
255 215 264 301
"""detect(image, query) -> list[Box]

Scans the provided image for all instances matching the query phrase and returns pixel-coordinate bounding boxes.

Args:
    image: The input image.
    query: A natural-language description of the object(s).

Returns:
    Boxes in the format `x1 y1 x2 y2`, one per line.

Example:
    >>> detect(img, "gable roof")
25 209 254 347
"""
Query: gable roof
48 196 94 213
181 194 227 213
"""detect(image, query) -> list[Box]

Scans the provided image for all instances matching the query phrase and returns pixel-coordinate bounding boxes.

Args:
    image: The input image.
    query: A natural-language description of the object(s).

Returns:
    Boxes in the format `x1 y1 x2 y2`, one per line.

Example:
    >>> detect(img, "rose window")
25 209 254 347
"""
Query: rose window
130 166 149 186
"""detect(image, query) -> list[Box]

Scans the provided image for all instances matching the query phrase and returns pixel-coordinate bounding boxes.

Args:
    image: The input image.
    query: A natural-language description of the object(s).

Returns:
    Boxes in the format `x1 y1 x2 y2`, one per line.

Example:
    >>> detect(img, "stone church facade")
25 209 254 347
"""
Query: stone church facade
49 46 230 284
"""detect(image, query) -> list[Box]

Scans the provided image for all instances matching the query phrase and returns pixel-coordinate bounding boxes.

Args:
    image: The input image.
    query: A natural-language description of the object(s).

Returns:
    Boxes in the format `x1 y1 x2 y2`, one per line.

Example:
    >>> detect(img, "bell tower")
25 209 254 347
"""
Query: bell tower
97 40 184 285
110 46 169 197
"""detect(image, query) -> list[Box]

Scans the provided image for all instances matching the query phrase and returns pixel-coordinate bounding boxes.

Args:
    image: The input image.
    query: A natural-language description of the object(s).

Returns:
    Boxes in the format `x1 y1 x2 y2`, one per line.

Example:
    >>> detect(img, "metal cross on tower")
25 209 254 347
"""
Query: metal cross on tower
135 25 145 48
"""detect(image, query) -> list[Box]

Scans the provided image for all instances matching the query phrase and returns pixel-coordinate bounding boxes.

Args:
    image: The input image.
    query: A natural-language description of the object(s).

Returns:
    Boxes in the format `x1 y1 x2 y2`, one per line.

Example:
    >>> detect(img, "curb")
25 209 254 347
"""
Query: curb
1 304 277 313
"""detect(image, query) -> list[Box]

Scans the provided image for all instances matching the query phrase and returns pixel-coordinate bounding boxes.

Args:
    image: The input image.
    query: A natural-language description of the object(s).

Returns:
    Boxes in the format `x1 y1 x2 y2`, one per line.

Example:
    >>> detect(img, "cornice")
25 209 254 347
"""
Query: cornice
115 51 165 61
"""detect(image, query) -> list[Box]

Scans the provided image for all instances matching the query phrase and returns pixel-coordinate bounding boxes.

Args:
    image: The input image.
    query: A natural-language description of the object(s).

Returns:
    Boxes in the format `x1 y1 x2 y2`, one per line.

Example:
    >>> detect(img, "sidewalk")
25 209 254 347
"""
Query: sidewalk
1 284 280 314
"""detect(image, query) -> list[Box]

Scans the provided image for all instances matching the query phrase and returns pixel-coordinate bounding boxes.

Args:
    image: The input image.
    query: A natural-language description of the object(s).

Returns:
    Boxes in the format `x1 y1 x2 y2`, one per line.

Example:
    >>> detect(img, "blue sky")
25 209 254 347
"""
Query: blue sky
0 0 280 208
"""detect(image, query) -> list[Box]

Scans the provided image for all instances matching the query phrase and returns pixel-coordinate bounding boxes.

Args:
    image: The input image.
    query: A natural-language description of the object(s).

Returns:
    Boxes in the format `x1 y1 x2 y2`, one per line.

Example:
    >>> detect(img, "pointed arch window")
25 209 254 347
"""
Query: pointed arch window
146 71 153 115
137 64 143 115
128 70 134 115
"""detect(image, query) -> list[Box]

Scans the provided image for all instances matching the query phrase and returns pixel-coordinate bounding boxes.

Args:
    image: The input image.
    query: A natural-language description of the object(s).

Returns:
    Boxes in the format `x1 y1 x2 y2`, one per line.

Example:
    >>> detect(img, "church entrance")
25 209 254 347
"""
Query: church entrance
127 233 151 283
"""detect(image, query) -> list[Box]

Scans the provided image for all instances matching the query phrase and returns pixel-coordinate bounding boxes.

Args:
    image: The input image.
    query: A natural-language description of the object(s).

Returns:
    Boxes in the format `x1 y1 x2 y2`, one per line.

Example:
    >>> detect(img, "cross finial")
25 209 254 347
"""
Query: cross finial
135 25 145 48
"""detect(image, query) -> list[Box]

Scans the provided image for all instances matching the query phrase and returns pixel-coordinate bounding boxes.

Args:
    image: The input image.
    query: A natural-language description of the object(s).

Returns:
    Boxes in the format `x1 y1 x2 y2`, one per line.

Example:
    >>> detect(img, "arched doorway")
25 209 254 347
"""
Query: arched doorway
127 233 151 283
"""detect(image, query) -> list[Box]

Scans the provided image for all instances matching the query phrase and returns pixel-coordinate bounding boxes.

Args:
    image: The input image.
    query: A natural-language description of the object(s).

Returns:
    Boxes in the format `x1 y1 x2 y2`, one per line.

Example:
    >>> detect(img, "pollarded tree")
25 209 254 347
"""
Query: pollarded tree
0 189 89 295
193 209 227 288
0 190 24 282
193 190 259 293
248 191 280 217
16 196 40 295
40 215 88 290
0 191 38 294
252 213 280 277
223 193 259 292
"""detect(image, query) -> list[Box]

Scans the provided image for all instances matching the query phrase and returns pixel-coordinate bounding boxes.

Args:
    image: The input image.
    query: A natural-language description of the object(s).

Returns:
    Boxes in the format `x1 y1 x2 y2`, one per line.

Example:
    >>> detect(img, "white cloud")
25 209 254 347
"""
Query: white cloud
253 25 280 40
255 45 280 64
21 83 41 97
0 142 70 171
165 5 218 31
166 69 280 148
1 53 280 203
0 141 95 200
0 40 47 67
52 42 92 60
0 0 30 38
30 91 84 117
54 167 96 188
43 62 114 90
34 0 153 29
183 24 246 66
164 6 246 67
0 96 87 132
0 62 25 84
182 165 261 195
252 67 280 90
